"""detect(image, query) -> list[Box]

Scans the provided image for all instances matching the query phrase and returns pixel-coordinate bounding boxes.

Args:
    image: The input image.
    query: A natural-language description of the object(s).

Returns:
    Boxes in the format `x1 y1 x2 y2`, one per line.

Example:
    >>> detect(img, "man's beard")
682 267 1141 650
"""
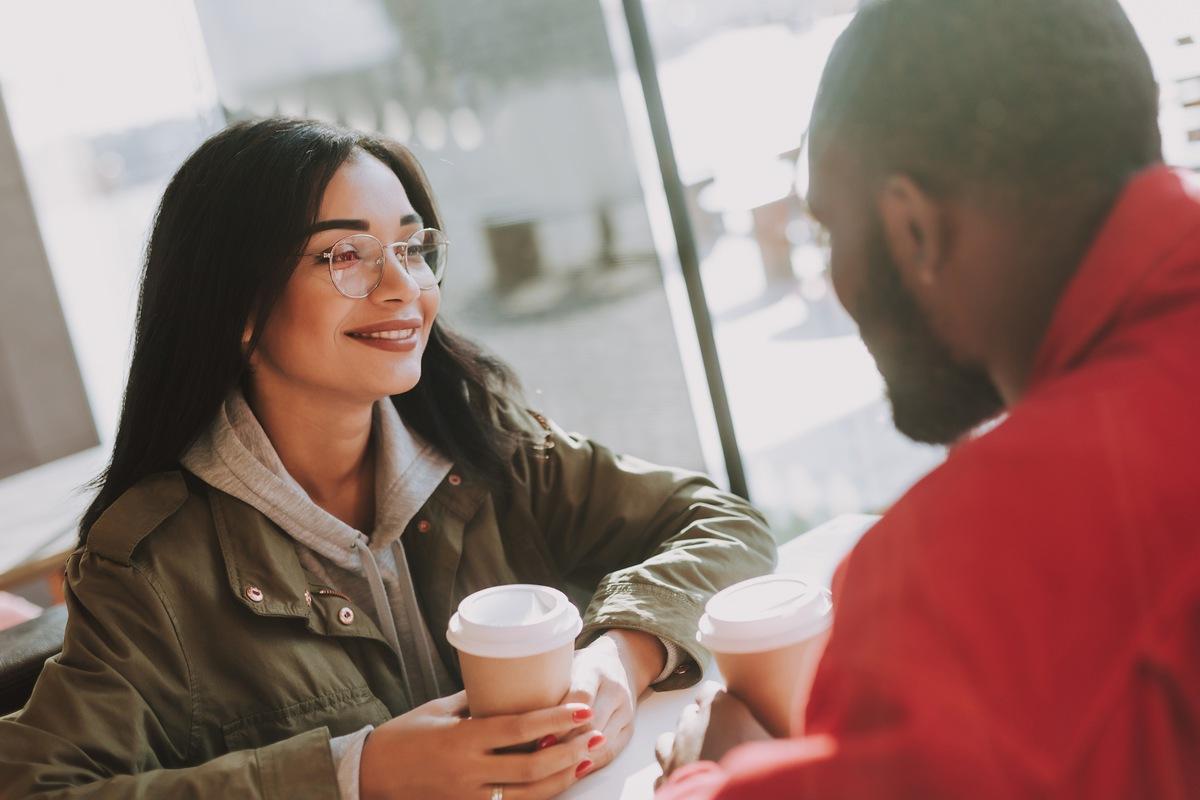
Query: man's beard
855 221 1005 445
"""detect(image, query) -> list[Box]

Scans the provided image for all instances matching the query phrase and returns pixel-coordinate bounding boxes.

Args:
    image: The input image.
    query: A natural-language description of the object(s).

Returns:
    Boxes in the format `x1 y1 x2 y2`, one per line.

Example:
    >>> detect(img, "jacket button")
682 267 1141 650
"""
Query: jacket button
245 586 264 603
417 520 431 533
303 590 312 606
338 607 355 625
448 474 462 486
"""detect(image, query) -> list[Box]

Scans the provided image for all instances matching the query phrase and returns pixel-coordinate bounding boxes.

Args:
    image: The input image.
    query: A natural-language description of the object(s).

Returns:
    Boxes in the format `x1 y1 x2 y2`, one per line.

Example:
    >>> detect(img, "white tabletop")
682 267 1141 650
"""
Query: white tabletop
561 513 879 799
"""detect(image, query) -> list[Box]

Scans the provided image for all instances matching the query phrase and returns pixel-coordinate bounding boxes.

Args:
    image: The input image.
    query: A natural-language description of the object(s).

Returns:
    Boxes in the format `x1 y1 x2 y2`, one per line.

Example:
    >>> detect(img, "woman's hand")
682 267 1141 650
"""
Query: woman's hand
359 692 606 800
558 630 667 778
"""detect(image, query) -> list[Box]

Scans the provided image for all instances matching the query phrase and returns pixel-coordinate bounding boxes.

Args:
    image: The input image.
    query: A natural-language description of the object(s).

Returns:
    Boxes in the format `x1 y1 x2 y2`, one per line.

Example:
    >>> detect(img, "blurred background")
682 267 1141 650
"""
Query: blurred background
1 0 1198 622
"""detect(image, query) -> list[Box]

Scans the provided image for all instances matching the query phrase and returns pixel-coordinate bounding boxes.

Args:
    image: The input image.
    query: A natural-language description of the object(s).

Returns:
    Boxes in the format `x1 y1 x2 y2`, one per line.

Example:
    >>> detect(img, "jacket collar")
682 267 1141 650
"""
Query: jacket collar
207 486 406 650
207 486 312 619
204 470 489 650
1029 166 1200 390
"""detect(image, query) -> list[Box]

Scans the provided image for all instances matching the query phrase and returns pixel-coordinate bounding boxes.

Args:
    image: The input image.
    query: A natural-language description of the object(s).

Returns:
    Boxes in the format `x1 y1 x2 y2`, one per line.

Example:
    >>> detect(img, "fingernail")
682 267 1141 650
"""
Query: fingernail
572 707 593 723
587 733 606 750
576 760 593 778
536 735 558 750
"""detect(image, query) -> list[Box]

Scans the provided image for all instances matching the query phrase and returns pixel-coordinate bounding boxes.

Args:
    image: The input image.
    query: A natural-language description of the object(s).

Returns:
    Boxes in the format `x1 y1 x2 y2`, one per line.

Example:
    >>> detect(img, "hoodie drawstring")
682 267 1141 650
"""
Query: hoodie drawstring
354 536 443 701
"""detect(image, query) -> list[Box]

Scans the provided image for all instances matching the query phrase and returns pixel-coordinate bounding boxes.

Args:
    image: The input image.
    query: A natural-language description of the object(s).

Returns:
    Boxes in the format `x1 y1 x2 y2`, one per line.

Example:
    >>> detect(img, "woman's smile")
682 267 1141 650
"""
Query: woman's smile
345 317 423 352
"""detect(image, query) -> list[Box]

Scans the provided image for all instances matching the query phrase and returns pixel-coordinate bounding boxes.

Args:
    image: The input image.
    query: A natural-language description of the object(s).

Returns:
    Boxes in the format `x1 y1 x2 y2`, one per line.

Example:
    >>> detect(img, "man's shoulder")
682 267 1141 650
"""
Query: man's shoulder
855 363 1200 594
895 406 1105 512
854 397 1128 582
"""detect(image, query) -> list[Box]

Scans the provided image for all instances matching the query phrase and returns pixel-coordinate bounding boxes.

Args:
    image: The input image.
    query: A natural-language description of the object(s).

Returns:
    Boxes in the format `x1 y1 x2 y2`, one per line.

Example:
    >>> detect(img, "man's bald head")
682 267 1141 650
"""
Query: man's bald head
812 0 1161 203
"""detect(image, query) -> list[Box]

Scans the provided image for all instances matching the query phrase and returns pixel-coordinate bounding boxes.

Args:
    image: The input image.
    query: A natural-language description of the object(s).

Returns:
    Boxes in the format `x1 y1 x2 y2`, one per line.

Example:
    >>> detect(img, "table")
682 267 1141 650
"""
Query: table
561 513 879 799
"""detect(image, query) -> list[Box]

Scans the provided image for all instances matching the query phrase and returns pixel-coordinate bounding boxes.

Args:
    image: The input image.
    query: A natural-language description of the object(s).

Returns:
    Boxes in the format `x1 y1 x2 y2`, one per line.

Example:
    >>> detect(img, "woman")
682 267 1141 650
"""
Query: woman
0 118 775 800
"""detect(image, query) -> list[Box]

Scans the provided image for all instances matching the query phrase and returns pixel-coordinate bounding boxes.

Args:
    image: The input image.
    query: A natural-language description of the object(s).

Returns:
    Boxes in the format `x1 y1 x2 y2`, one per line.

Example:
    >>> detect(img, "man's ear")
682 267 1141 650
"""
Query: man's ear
876 174 944 292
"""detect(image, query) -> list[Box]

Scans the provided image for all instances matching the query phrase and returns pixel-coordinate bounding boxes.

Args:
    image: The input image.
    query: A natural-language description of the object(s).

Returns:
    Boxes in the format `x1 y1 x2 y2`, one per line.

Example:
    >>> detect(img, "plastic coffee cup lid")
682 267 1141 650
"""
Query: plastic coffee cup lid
697 574 832 654
446 584 583 659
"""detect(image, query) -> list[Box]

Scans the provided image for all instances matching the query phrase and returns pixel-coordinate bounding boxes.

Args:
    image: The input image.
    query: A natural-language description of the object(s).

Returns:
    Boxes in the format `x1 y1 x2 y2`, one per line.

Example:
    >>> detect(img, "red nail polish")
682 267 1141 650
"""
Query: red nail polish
587 734 605 750
572 708 592 723
576 760 593 778
537 735 557 750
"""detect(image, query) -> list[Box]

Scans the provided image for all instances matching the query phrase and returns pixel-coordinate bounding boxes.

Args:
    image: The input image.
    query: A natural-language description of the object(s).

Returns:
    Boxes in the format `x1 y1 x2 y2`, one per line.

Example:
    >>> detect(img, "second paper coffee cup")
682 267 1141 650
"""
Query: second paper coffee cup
698 574 833 738
447 584 582 717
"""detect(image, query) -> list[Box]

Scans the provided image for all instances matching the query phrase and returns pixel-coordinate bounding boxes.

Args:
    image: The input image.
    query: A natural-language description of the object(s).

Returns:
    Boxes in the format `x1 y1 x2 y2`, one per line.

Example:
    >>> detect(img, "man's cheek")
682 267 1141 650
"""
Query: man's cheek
827 250 861 319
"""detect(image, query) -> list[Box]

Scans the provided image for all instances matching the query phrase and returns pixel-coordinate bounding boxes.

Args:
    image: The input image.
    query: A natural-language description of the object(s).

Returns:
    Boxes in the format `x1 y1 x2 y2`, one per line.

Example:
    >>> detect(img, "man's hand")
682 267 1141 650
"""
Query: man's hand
655 683 771 788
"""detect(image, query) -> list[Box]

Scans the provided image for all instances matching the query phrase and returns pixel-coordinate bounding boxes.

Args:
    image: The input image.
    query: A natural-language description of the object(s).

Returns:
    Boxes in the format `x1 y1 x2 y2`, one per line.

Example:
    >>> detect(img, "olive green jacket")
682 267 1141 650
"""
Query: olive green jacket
0 419 775 798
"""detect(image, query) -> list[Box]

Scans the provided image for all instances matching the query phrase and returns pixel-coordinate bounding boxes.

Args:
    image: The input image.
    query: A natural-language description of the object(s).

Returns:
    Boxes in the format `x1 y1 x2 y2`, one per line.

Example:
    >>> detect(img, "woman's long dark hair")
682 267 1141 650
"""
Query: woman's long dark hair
79 118 523 543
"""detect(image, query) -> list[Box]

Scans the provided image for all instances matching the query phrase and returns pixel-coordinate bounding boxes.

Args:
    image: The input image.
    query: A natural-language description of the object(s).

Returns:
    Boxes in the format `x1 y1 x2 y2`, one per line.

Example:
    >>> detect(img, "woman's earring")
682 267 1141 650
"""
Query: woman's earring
241 334 255 365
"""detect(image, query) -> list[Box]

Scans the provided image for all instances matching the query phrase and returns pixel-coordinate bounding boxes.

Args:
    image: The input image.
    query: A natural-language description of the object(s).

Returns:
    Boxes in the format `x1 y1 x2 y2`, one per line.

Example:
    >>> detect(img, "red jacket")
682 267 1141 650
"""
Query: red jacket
659 166 1200 799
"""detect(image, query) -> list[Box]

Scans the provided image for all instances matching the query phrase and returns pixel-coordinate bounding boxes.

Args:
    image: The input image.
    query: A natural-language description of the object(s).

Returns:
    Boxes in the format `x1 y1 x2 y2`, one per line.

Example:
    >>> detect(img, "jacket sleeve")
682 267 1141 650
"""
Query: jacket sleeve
0 549 341 800
515 412 777 690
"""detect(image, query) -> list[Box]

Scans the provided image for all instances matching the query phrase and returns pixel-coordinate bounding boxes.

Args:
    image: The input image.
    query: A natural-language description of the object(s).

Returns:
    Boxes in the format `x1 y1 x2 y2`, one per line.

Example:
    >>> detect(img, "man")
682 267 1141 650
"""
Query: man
658 0 1200 796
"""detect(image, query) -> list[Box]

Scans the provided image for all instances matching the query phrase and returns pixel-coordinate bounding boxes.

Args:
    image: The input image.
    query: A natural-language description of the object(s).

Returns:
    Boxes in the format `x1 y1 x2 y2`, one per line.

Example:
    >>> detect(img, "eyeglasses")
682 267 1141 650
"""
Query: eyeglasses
305 228 449 298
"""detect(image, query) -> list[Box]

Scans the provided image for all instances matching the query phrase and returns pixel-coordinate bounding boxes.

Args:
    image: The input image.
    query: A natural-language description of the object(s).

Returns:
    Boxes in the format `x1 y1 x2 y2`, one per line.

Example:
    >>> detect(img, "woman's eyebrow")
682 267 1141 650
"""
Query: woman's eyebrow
308 218 369 234
306 213 423 235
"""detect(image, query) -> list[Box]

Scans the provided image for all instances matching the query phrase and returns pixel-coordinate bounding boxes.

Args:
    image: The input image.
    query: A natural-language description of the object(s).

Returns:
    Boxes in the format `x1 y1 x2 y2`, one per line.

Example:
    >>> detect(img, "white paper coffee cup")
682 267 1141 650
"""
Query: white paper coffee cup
447 584 582 717
698 575 833 737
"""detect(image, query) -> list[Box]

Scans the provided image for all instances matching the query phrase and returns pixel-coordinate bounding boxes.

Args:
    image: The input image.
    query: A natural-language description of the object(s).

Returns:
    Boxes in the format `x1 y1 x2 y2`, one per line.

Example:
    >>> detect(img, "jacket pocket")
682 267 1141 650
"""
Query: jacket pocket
221 684 390 752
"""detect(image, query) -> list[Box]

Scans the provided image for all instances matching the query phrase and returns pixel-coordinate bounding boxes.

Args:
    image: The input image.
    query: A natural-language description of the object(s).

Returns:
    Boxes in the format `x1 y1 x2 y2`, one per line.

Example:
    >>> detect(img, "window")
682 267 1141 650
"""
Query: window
632 1 944 538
